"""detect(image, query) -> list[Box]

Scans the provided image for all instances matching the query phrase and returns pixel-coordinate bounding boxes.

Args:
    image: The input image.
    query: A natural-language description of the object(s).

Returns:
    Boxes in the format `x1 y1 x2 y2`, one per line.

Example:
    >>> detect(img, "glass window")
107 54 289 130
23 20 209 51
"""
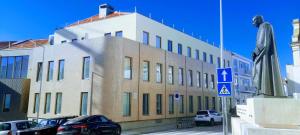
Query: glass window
0 57 8 78
36 62 43 82
55 93 62 114
168 66 174 84
6 57 14 79
178 68 184 85
205 96 209 110
196 71 201 88
211 74 215 89
124 57 132 79
227 60 230 67
14 56 22 78
82 56 90 79
210 54 213 64
123 92 131 116
179 95 184 113
189 96 193 113
217 57 221 68
115 31 123 37
167 40 173 52
143 61 150 81
156 63 162 83
104 33 111 37
223 59 226 68
195 49 199 60
44 93 51 114
212 97 216 110
143 93 149 115
143 31 149 45
156 36 161 48
156 94 162 115
168 95 174 114
33 93 40 113
47 61 54 81
204 73 208 88
188 70 193 86
80 92 88 115
3 94 11 112
197 96 202 111
187 47 191 57
21 56 29 78
203 52 207 62
58 60 64 80
178 44 182 55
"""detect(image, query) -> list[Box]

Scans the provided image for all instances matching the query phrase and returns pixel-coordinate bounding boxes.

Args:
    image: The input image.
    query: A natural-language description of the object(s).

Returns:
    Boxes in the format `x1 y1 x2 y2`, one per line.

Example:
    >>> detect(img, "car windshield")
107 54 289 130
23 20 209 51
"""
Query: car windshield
0 123 11 131
64 116 89 125
209 110 217 114
39 119 57 127
16 121 36 130
197 111 208 115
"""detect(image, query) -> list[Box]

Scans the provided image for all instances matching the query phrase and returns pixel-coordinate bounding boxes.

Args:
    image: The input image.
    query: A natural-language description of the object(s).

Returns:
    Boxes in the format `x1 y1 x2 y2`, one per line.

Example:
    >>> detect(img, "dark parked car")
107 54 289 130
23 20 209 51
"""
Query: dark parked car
57 115 121 135
18 116 77 135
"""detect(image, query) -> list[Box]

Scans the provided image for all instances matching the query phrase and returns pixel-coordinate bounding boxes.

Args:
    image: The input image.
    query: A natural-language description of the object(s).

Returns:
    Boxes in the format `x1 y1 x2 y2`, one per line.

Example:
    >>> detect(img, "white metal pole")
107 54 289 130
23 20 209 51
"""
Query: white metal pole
220 0 228 135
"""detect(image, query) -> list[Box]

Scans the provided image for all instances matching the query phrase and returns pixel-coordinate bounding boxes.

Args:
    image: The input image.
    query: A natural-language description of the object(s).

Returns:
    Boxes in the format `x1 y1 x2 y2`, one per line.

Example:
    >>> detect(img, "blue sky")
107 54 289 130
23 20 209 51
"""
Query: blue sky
0 0 299 77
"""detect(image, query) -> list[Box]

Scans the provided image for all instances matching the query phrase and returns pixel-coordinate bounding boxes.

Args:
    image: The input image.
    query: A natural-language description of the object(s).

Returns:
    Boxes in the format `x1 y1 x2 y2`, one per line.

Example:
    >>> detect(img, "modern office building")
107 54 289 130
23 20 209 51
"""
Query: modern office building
232 53 254 105
0 4 251 128
286 19 300 95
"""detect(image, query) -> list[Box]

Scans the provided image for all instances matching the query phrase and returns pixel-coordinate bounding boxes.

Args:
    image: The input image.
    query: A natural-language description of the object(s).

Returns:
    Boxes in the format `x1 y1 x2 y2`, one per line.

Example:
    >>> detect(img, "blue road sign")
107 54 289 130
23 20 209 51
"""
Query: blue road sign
218 83 232 96
217 68 232 83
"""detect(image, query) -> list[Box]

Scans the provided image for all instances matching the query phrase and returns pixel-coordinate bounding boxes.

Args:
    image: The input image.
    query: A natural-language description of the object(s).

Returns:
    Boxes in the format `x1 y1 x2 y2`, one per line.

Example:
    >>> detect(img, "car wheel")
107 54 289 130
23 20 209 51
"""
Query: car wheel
114 127 121 135
210 119 215 126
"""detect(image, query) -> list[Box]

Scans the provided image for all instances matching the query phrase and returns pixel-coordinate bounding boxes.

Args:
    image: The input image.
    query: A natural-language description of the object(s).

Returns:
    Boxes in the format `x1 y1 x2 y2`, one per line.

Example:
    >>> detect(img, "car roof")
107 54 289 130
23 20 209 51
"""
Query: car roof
2 120 31 124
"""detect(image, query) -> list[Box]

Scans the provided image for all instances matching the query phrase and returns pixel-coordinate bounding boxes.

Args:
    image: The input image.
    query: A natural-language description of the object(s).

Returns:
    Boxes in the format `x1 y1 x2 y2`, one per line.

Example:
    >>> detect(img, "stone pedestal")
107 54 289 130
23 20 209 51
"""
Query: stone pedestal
232 97 300 135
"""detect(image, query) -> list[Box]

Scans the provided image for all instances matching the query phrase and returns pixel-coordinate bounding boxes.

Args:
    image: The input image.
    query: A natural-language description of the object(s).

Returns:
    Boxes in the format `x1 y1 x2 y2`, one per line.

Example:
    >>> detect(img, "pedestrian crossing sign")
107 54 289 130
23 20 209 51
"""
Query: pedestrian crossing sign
218 83 231 96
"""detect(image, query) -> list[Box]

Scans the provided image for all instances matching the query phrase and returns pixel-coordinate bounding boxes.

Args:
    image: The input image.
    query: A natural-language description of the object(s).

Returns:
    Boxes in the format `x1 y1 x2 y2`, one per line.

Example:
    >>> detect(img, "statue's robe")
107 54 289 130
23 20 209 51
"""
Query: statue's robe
253 22 285 97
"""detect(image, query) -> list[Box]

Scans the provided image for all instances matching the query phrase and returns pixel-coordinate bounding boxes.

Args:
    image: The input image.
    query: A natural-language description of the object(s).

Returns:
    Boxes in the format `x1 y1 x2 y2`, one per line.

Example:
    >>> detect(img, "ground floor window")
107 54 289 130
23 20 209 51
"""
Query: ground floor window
168 95 174 114
80 92 88 115
179 95 184 114
123 92 131 116
189 96 194 113
3 94 11 112
212 97 216 110
55 93 62 114
197 96 202 111
143 93 149 115
44 93 51 114
205 96 209 110
33 93 40 113
156 94 162 115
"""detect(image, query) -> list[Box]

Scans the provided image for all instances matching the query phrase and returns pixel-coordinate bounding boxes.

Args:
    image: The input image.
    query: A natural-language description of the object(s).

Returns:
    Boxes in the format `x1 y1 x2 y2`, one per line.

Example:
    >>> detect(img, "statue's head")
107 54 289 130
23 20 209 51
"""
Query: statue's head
252 15 264 28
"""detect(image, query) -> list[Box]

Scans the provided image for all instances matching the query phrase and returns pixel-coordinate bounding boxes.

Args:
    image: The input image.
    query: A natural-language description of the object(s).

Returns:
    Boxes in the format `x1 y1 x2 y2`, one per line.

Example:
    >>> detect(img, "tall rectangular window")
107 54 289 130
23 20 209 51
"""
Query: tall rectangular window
6 57 14 79
33 93 40 113
156 63 162 83
212 97 216 110
189 96 194 113
217 57 221 68
195 49 200 60
3 94 11 112
187 47 191 57
14 56 22 78
223 59 226 68
156 94 162 115
82 56 90 79
44 93 51 114
179 95 184 113
168 95 174 114
0 57 8 78
227 60 230 67
21 56 29 78
47 61 54 81
143 61 150 81
143 94 149 115
156 36 161 48
36 62 43 82
196 71 201 88
204 73 208 88
55 93 62 114
80 92 88 115
167 40 173 52
124 57 132 79
203 52 207 62
178 44 182 55
211 75 215 89
197 96 202 111
168 66 174 84
104 32 111 37
205 96 209 110
143 31 149 45
210 54 214 64
115 31 123 37
188 70 193 86
58 60 65 80
178 68 184 85
123 92 131 116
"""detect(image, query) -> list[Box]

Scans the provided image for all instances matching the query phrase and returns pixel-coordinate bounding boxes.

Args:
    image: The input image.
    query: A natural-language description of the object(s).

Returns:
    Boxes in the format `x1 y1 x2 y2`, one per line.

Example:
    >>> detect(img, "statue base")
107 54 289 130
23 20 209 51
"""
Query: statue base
232 97 300 135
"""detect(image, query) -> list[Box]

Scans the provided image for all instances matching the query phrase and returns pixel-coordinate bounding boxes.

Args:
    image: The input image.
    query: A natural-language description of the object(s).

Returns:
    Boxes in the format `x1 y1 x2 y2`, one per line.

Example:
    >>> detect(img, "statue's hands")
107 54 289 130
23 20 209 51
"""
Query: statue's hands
252 52 257 61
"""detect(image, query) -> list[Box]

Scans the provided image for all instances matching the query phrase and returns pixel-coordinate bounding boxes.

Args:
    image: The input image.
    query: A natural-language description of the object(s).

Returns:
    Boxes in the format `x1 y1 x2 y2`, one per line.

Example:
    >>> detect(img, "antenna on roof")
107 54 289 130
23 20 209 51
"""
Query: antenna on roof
161 19 164 24
134 6 137 13
149 13 152 18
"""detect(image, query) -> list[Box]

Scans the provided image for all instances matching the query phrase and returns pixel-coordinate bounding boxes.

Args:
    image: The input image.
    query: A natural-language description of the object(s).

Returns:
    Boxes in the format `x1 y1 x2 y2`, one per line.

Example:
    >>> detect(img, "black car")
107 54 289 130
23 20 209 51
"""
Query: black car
57 115 121 135
18 116 77 135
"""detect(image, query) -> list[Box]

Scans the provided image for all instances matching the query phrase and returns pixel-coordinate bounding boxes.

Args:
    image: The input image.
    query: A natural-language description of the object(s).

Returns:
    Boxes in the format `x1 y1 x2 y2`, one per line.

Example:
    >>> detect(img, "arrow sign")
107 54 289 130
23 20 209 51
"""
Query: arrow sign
217 68 232 83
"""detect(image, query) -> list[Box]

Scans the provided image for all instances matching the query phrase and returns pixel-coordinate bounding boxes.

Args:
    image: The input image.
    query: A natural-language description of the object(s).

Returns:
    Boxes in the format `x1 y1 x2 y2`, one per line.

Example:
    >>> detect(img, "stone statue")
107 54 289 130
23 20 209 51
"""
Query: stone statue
252 15 286 97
